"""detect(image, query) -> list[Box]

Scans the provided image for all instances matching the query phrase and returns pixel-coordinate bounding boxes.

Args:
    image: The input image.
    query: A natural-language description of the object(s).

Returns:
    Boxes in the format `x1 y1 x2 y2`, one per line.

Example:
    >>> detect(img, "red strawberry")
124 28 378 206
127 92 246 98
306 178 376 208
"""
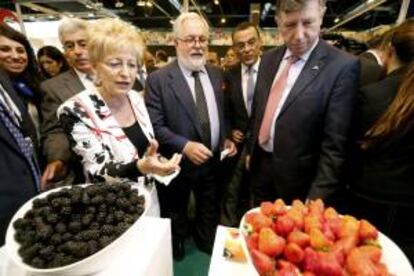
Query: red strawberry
322 221 336 241
246 212 272 233
307 199 324 216
286 209 304 230
346 246 384 276
315 251 343 276
261 201 277 217
258 227 286 257
247 232 259 251
274 199 288 216
309 228 333 250
287 230 310 249
359 219 378 242
284 242 305 264
332 234 358 255
251 249 275 275
304 215 322 234
338 215 360 239
274 215 296 237
291 199 308 214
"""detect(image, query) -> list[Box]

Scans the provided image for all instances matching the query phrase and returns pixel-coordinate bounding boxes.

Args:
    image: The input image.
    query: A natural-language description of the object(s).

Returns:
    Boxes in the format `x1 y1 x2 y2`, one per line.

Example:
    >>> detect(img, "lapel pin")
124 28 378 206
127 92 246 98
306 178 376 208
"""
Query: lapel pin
312 65 319 70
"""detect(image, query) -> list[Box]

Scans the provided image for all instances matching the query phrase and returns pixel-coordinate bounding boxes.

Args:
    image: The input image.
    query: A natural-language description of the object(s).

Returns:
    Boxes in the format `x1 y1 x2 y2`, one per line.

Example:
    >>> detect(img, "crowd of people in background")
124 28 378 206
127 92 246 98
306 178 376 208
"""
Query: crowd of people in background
0 0 413 266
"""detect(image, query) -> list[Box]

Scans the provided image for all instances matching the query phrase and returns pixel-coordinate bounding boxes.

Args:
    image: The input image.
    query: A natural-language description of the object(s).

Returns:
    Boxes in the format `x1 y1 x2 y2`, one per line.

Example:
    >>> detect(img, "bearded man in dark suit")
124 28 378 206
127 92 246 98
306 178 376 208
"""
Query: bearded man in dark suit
145 12 236 260
247 0 360 205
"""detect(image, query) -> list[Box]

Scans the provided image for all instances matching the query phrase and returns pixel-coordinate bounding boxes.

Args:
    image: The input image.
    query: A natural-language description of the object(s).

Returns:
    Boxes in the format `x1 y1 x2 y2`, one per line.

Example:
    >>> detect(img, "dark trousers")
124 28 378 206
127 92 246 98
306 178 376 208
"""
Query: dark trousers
157 156 222 254
347 189 414 266
221 146 251 227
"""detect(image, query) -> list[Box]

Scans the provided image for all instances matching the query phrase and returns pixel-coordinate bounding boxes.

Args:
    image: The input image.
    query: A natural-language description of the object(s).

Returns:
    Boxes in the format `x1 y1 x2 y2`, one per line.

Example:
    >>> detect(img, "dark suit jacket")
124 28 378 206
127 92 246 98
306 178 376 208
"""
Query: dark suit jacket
356 67 406 137
40 69 84 163
248 40 360 200
0 71 38 245
359 51 384 87
351 67 413 204
226 64 250 136
145 61 228 161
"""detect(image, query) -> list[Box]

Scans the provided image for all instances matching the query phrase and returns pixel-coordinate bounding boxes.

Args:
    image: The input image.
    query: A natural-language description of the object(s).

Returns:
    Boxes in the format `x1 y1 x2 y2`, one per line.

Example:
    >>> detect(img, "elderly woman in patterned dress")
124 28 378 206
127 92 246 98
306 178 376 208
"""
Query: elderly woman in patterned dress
57 18 181 183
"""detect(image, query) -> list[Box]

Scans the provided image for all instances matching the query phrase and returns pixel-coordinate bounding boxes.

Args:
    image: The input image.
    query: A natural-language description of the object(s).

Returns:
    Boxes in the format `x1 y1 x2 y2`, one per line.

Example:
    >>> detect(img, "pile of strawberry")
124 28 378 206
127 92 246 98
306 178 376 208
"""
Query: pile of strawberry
242 199 389 276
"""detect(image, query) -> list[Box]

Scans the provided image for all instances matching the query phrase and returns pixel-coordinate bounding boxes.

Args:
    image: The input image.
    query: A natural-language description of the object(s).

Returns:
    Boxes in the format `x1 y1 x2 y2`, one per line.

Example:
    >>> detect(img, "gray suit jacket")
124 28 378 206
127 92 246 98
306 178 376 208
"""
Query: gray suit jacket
248 40 360 200
40 69 84 163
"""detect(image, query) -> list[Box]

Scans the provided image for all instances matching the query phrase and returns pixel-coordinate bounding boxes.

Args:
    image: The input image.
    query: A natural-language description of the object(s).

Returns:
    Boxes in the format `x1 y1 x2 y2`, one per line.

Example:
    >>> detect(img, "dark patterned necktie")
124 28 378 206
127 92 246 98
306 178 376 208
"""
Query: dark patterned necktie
0 102 40 191
192 71 211 148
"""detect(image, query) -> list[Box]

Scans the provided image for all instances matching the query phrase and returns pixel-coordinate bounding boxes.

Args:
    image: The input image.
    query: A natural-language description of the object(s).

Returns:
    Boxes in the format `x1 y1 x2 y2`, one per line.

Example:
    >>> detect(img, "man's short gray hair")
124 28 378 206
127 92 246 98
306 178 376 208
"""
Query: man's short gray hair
275 0 326 15
173 12 209 38
58 18 89 44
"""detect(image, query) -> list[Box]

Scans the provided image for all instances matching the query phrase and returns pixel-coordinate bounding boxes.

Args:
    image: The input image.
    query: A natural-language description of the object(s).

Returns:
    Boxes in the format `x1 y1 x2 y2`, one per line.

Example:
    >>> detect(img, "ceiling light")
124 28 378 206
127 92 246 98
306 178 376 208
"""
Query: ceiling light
367 0 375 3
88 12 95 18
115 1 124 8
137 0 145 6
214 0 219 5
334 17 340 23
220 17 226 24
146 1 153 7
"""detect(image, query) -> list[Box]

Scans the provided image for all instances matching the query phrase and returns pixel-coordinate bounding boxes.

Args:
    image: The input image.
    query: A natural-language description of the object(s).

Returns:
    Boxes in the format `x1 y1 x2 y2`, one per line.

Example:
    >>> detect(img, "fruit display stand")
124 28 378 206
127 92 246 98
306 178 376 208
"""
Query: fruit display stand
0 217 172 276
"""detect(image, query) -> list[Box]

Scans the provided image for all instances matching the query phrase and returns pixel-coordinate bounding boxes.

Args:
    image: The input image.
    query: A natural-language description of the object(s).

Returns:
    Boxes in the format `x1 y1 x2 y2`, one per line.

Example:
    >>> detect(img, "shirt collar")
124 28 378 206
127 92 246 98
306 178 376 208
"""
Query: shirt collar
283 37 319 62
242 57 261 74
74 68 92 80
178 59 207 78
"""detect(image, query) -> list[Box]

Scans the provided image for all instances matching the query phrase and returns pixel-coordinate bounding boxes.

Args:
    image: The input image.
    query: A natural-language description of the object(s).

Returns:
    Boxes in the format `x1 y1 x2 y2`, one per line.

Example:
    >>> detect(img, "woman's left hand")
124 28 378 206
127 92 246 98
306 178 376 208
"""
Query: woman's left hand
137 140 182 176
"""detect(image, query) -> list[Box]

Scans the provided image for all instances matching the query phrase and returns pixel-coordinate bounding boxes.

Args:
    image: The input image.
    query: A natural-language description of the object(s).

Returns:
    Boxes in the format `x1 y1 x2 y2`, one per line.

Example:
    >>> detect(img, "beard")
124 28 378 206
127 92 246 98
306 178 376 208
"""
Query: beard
178 53 206 71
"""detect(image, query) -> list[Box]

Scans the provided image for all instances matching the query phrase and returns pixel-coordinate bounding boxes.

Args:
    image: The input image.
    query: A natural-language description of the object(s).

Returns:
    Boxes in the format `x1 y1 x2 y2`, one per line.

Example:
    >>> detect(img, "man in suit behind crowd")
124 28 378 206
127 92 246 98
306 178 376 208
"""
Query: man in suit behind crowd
221 22 262 226
247 0 360 205
0 69 39 245
40 18 94 190
145 12 236 260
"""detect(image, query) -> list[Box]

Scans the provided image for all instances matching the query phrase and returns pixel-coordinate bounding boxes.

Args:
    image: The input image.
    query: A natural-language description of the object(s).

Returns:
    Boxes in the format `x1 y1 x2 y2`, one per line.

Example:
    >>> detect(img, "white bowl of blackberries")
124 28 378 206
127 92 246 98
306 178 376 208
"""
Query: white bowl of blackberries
5 181 150 276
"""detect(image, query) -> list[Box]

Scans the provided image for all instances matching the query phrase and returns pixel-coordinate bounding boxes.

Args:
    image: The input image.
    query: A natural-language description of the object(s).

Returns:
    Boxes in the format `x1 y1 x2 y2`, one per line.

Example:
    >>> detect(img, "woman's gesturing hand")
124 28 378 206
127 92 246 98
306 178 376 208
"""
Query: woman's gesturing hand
137 139 182 176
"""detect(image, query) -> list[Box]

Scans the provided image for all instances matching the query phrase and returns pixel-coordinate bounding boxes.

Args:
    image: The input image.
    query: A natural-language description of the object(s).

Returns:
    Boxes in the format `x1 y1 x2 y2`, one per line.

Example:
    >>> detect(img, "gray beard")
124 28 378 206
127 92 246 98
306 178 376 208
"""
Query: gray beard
178 55 206 71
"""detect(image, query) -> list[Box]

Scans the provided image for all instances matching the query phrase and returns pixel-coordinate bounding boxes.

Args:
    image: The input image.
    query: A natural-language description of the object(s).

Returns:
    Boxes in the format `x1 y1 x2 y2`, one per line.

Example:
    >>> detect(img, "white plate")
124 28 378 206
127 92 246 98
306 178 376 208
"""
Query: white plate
239 207 414 276
5 183 151 276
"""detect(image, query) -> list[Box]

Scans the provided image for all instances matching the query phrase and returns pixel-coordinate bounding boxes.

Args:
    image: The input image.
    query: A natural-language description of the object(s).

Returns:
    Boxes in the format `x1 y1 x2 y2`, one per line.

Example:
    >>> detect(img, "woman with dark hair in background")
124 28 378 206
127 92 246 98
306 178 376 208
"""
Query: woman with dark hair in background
348 19 414 264
37 45 70 79
0 23 42 143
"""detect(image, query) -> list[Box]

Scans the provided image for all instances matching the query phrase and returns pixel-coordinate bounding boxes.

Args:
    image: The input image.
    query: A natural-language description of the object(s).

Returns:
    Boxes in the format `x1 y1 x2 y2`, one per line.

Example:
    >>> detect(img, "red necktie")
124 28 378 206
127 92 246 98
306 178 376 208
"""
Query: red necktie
258 56 299 145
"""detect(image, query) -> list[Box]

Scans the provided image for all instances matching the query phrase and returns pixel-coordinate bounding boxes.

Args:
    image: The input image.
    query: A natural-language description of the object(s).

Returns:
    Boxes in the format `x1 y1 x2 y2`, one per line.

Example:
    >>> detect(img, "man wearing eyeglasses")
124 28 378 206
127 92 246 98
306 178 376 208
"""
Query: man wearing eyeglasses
40 18 93 190
145 12 237 260
221 22 262 226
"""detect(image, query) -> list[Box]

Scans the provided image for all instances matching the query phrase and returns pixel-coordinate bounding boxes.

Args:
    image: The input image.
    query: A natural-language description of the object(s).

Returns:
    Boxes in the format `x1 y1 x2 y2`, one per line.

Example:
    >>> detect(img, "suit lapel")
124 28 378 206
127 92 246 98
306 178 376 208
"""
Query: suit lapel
168 62 203 137
233 65 248 116
60 70 85 101
278 41 327 117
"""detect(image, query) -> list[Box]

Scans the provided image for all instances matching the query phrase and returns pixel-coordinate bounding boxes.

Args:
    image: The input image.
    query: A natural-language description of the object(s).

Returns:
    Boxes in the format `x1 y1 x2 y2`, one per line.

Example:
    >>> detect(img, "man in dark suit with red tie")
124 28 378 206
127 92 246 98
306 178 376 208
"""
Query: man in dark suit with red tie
247 0 360 205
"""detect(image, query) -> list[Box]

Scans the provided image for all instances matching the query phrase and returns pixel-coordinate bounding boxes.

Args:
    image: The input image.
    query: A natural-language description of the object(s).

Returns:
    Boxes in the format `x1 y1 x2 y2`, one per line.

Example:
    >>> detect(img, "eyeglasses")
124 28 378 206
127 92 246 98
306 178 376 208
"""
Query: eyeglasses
234 38 259 51
177 36 209 46
63 40 88 51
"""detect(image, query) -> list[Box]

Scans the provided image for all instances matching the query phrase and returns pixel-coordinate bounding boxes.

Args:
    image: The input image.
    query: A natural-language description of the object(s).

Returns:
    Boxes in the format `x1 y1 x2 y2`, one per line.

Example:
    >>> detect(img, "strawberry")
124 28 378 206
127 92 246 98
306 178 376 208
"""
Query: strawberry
274 199 288 216
307 199 324 216
261 201 277 217
246 212 272 233
358 219 378 242
346 246 385 276
287 230 310 249
286 209 305 230
338 215 360 239
274 215 296 237
284 242 305 264
258 227 286 257
323 207 339 220
309 228 333 250
322 221 335 241
332 234 358 255
304 215 322 234
315 251 343 276
291 199 307 214
247 232 259 251
251 248 275 275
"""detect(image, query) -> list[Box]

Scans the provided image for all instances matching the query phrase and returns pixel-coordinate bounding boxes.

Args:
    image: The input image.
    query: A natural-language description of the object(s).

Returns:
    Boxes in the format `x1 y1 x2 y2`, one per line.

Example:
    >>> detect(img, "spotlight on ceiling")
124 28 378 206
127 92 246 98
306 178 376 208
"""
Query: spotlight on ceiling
137 0 145 6
334 17 340 23
220 17 226 24
214 0 219 5
115 1 124 8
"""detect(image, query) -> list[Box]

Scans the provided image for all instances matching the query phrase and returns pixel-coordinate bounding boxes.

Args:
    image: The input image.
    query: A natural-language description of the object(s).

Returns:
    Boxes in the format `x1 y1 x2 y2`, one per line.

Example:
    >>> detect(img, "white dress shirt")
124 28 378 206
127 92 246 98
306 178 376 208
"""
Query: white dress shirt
74 69 96 92
178 61 220 150
261 39 319 152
